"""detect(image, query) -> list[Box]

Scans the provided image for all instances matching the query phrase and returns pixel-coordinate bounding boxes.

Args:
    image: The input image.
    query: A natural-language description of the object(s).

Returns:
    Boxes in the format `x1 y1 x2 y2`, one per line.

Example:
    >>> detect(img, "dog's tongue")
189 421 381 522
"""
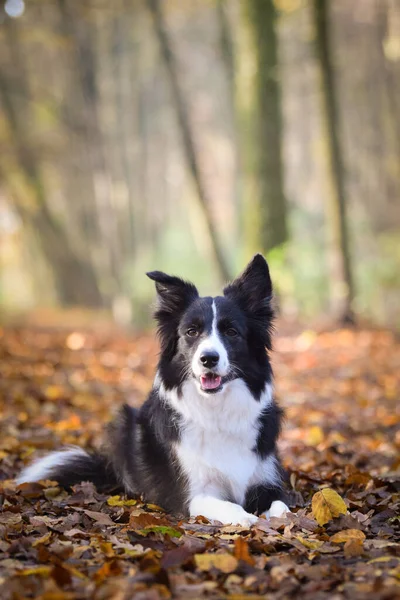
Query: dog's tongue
201 374 222 390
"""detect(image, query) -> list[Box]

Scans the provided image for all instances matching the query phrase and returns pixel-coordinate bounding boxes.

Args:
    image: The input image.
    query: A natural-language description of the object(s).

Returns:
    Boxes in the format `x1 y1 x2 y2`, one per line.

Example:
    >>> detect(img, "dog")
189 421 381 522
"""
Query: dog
17 254 289 526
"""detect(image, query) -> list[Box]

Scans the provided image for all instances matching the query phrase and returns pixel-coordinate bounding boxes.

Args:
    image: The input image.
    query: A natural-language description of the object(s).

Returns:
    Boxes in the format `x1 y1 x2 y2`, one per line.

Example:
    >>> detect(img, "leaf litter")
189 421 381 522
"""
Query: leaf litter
0 324 399 599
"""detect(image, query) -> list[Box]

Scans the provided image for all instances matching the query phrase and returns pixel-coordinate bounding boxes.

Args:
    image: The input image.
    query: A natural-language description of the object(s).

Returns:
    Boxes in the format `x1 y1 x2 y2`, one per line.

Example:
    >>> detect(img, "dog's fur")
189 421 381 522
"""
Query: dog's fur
17 255 289 525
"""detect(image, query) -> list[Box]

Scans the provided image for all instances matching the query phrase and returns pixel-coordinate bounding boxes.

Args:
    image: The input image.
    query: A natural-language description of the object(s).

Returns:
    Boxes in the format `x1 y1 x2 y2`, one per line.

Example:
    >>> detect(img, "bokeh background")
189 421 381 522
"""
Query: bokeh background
0 0 399 329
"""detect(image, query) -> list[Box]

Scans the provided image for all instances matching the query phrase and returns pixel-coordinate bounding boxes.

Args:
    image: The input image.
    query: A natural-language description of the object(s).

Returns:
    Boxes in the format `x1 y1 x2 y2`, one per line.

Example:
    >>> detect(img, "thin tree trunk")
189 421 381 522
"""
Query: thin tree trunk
57 0 122 294
313 0 354 324
0 44 103 307
216 0 241 241
147 0 231 283
245 0 288 253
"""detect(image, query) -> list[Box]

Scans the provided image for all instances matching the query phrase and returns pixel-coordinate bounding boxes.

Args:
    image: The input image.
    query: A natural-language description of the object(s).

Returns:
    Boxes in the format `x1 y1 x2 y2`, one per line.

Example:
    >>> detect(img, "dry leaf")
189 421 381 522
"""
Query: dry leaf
233 537 255 565
81 509 115 526
194 553 238 573
2 325 400 599
344 539 364 557
295 535 324 550
330 529 366 544
107 495 137 507
311 489 347 526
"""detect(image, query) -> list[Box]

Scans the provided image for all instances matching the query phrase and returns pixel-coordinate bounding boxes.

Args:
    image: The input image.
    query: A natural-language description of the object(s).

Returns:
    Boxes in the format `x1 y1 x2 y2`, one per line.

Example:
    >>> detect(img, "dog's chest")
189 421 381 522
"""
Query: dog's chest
162 379 274 506
175 424 259 504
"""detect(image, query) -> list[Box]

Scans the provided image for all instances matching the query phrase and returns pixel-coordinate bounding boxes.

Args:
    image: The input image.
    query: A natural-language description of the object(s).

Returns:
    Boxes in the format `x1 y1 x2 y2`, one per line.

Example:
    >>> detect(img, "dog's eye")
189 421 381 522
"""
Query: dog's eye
225 328 238 337
186 328 199 338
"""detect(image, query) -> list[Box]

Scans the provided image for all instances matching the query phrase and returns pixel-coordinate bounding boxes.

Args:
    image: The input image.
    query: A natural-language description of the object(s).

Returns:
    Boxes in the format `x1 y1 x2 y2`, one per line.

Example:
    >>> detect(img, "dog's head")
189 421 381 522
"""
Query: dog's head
147 254 274 399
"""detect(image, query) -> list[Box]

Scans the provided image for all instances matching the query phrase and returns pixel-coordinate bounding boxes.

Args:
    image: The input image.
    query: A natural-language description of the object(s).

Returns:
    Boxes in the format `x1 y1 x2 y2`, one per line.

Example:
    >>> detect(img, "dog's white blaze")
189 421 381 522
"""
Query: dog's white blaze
160 379 278 524
16 448 88 484
191 301 229 378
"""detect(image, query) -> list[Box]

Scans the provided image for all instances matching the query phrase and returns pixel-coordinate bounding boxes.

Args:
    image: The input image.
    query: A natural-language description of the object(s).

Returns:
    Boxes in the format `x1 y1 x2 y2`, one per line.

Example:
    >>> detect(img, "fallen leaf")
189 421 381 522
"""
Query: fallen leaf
129 512 171 529
311 489 347 526
138 525 183 538
330 529 366 544
17 566 52 577
0 512 22 526
161 546 193 569
32 532 53 547
194 553 238 573
344 539 364 557
233 537 255 565
80 509 114 526
295 535 324 550
107 495 137 507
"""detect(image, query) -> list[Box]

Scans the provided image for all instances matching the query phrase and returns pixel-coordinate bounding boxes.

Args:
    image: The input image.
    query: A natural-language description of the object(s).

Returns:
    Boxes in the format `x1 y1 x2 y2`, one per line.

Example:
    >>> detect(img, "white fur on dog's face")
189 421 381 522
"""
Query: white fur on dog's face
191 301 229 392
179 295 254 396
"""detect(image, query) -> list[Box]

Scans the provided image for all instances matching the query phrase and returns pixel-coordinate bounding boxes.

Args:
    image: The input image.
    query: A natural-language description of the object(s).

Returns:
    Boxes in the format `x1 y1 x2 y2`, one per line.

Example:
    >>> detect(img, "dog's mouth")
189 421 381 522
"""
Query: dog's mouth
200 373 222 393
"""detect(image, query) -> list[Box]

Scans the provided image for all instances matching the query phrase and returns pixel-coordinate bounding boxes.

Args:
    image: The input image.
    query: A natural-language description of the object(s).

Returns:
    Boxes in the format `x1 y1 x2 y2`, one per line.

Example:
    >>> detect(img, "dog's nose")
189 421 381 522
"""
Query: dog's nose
200 352 219 369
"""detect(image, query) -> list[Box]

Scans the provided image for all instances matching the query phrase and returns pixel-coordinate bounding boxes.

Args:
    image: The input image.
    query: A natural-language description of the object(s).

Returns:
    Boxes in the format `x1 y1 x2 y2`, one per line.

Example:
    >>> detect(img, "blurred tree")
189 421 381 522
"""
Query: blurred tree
0 18 103 308
57 0 122 293
243 0 288 254
147 0 231 282
313 0 354 324
216 0 241 239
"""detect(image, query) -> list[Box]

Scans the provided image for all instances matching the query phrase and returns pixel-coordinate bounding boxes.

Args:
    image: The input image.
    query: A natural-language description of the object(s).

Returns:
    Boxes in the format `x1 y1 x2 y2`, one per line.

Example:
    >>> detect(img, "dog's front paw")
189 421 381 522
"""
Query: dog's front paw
223 505 258 527
262 500 290 519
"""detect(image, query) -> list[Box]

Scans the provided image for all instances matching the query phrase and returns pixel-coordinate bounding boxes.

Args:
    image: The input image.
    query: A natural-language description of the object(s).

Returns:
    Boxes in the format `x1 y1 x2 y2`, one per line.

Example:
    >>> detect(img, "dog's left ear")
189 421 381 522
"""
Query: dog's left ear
147 271 199 315
223 254 272 311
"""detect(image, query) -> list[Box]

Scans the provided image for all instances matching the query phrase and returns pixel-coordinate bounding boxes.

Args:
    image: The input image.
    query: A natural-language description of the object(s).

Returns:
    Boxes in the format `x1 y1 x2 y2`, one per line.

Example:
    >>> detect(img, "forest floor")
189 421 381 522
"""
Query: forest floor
0 323 399 599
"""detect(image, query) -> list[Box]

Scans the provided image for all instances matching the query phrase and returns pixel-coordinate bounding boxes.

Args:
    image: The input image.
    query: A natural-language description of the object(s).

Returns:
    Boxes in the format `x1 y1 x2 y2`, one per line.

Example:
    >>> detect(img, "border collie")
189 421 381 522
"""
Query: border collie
17 255 289 526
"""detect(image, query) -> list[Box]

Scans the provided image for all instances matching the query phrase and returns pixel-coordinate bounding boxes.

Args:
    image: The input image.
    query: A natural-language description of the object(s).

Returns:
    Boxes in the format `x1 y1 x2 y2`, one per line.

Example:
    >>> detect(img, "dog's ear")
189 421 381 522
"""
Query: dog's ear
147 271 199 356
147 271 199 314
224 255 274 350
223 254 272 311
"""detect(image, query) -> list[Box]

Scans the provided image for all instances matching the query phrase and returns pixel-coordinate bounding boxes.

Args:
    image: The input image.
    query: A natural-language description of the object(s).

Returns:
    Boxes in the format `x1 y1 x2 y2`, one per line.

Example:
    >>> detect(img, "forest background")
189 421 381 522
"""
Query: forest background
0 0 399 329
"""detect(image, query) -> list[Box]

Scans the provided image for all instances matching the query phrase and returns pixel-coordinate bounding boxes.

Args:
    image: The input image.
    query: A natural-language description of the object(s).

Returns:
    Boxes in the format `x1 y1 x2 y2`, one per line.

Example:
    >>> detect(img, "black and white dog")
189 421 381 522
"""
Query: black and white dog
17 255 289 526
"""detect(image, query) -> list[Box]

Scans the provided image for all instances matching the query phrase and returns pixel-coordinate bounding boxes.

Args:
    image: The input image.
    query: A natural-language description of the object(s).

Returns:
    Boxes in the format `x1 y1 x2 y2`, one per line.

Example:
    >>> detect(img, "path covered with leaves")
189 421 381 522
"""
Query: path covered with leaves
0 324 399 599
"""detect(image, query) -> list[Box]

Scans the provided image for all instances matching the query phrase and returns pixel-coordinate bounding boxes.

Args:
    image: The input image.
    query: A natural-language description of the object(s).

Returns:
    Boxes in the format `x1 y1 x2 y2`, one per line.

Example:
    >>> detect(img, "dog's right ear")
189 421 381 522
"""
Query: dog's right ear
146 271 199 314
147 271 199 356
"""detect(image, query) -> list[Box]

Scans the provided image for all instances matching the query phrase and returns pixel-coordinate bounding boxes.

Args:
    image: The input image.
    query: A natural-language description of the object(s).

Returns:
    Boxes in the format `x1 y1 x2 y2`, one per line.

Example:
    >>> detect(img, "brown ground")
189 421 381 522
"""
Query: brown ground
0 324 399 599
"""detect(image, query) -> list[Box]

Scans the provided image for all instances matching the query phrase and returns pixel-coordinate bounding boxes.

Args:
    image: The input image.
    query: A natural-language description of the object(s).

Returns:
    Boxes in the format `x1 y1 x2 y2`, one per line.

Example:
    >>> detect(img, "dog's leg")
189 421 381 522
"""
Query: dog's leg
190 494 258 527
262 500 290 519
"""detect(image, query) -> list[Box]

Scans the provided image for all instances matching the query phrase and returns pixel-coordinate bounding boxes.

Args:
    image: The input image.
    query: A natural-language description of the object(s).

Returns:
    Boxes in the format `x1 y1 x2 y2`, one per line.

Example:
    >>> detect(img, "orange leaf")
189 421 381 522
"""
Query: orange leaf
330 529 366 544
233 537 255 565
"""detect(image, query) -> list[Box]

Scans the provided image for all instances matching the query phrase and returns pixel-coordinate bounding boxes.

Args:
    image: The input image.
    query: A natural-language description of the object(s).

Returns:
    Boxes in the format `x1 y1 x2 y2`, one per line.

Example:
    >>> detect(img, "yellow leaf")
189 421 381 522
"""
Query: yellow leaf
107 495 137 507
44 486 67 501
308 426 324 446
330 529 366 544
32 532 52 547
145 503 165 512
296 535 324 550
99 541 115 557
368 556 400 564
195 553 238 573
17 566 52 577
311 488 347 526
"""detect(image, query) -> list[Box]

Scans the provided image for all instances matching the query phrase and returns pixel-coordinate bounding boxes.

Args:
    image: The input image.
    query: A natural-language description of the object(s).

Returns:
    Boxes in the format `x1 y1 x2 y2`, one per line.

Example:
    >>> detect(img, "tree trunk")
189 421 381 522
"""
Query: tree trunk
244 0 288 254
216 0 241 241
313 0 355 324
0 28 103 308
147 0 231 283
57 0 122 294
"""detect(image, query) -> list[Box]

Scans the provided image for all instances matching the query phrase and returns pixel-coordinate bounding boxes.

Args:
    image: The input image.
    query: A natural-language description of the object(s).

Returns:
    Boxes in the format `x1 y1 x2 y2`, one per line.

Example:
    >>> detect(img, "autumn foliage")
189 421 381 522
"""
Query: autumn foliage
0 324 399 599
